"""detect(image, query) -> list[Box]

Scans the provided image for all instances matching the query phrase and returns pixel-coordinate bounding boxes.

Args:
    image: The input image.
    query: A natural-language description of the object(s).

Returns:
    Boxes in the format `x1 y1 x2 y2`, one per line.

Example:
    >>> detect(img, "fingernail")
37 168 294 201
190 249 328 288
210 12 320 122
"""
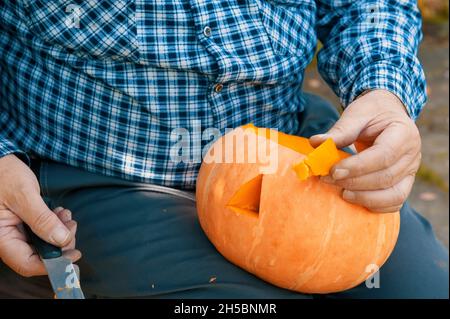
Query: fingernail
343 190 355 201
333 168 349 180
50 227 70 245
53 207 64 213
64 210 72 220
74 251 82 260
312 134 328 140
65 250 82 261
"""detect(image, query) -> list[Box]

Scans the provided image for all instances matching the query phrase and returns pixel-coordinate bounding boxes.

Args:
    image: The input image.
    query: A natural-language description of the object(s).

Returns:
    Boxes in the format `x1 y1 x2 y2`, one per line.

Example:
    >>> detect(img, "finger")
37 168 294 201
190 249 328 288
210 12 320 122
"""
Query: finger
64 220 77 234
56 209 72 223
323 153 421 191
62 238 76 251
310 108 369 149
53 207 65 214
371 205 403 214
342 175 415 211
330 124 409 180
62 220 77 251
14 223 29 242
62 249 82 263
0 229 47 277
0 208 22 227
19 219 76 252
11 189 72 247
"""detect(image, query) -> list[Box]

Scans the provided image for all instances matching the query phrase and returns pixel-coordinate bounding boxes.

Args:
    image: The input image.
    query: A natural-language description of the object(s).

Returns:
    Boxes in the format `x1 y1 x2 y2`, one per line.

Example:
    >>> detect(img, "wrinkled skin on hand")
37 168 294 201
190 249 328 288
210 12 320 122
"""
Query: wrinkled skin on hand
0 155 80 277
310 90 422 213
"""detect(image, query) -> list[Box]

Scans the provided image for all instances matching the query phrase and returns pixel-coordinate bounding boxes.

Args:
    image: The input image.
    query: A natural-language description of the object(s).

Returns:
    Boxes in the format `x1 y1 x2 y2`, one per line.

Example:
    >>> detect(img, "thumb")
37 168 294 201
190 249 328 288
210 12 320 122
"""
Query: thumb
309 107 368 149
14 190 72 247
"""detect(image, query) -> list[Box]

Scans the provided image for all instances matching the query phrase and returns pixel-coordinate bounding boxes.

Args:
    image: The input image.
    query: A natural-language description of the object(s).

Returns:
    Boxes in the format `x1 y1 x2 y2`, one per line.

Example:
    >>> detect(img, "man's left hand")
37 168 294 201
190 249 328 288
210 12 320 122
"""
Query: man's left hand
310 90 422 213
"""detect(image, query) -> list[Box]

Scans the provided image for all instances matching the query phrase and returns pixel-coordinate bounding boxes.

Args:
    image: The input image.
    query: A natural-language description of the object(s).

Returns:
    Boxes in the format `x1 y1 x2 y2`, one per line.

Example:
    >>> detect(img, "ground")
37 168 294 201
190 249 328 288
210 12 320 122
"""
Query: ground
303 26 449 250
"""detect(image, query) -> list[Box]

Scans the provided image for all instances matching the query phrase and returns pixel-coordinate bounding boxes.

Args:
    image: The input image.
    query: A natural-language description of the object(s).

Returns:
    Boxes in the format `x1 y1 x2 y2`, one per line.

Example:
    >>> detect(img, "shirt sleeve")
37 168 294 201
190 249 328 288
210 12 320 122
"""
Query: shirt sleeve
0 133 29 163
315 0 427 120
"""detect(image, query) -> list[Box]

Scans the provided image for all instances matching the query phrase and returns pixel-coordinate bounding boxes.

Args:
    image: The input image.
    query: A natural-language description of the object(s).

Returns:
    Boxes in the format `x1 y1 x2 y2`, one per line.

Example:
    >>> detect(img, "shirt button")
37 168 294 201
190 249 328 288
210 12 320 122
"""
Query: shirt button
214 83 223 93
203 26 212 37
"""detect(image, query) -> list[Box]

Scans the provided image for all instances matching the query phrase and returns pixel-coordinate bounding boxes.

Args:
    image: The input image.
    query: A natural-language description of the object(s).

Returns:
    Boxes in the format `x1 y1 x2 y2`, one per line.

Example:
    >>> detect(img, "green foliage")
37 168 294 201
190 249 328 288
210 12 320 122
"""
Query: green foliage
416 163 449 192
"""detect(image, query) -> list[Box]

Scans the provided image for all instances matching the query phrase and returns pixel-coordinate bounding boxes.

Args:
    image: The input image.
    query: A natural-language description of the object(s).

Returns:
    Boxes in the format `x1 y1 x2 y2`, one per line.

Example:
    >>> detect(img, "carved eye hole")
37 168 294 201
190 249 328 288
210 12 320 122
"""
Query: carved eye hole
226 174 263 218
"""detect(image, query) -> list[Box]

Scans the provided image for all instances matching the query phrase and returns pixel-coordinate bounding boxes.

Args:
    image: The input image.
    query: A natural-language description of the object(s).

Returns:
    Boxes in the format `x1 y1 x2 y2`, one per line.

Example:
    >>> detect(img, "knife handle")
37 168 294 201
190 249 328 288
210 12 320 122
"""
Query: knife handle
23 224 62 259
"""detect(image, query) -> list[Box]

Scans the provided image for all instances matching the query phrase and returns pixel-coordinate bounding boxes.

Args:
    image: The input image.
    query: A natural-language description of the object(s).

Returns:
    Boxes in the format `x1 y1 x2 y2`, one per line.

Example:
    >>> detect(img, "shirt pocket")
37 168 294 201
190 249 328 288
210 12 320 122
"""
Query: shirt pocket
256 0 317 57
22 0 139 61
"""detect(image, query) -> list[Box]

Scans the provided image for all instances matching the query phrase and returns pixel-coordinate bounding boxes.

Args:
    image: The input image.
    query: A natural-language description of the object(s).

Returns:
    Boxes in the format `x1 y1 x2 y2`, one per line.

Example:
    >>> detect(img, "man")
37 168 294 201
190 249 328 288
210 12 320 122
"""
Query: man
0 0 448 298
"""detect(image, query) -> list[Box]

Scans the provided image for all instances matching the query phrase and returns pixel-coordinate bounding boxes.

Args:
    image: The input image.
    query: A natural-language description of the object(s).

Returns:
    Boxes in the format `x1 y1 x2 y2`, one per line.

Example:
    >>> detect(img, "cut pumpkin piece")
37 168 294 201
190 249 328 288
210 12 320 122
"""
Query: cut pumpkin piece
304 138 340 176
293 161 311 181
293 138 340 180
226 174 263 217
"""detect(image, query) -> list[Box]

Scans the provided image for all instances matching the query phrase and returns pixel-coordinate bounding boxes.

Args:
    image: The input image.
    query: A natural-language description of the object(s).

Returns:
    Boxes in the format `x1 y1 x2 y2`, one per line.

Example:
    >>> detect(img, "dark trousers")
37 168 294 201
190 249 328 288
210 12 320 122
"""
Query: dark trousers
0 93 448 298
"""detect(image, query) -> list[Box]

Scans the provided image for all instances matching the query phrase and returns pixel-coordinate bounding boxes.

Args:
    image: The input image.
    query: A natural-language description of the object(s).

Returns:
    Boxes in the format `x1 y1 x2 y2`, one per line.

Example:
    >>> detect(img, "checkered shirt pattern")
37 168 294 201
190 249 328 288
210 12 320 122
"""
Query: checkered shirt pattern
0 0 426 189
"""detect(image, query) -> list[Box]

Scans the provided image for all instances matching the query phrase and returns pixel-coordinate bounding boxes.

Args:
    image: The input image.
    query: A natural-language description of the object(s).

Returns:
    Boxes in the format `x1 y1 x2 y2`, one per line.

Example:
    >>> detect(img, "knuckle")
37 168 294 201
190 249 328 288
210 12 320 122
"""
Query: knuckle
381 154 390 170
415 135 422 150
392 184 407 205
32 210 55 230
406 153 422 176
331 125 346 136
410 123 420 138
5 183 35 210
0 226 14 240
342 177 357 189
383 169 396 187
416 152 422 166
346 156 364 176
360 196 377 210
354 160 366 176
408 125 421 148
409 165 420 176
381 145 395 168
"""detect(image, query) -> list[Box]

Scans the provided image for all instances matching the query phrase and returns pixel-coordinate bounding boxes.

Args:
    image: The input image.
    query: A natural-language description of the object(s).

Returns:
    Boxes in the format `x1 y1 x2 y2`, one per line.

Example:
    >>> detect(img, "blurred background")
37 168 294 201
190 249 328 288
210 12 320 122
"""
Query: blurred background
304 0 449 249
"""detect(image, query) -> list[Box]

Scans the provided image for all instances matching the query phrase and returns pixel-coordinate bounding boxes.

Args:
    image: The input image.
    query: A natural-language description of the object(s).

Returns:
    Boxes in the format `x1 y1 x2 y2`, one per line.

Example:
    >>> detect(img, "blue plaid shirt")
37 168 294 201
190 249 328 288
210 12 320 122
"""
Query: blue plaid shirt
0 0 426 189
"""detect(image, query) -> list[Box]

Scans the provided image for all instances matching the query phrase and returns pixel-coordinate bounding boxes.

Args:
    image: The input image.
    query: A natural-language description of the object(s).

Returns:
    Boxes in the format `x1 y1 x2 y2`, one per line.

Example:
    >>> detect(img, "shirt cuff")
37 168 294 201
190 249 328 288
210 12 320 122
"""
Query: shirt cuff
346 62 426 121
0 137 30 165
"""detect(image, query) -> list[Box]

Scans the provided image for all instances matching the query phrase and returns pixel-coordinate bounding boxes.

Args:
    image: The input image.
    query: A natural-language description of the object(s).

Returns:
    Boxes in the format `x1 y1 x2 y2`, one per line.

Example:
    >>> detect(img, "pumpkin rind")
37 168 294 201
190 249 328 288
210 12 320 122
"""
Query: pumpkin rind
196 126 400 294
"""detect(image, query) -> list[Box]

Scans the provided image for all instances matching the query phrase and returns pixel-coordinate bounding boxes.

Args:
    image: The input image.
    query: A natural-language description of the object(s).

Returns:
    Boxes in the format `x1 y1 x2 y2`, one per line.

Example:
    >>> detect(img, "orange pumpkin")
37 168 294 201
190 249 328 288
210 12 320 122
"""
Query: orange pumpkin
196 125 400 294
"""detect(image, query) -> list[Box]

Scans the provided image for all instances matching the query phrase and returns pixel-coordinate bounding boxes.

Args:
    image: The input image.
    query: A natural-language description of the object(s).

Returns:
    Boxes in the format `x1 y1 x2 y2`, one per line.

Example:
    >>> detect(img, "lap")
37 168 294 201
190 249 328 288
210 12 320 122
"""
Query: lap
1 160 312 298
0 93 448 298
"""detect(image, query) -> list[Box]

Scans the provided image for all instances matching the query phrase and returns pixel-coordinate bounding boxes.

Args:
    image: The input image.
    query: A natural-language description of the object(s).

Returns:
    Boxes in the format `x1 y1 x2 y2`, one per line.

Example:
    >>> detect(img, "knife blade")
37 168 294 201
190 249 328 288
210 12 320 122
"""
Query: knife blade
24 224 85 299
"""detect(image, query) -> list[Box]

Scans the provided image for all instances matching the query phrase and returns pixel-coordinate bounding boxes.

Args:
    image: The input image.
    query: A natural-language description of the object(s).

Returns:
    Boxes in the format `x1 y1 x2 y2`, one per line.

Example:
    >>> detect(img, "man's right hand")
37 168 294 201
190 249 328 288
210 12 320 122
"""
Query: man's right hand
0 154 80 277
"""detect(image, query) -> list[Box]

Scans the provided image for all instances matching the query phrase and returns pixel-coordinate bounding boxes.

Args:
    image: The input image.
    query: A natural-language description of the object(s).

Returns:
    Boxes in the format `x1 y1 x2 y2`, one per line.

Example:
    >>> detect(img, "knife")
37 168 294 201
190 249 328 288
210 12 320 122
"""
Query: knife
24 224 85 299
